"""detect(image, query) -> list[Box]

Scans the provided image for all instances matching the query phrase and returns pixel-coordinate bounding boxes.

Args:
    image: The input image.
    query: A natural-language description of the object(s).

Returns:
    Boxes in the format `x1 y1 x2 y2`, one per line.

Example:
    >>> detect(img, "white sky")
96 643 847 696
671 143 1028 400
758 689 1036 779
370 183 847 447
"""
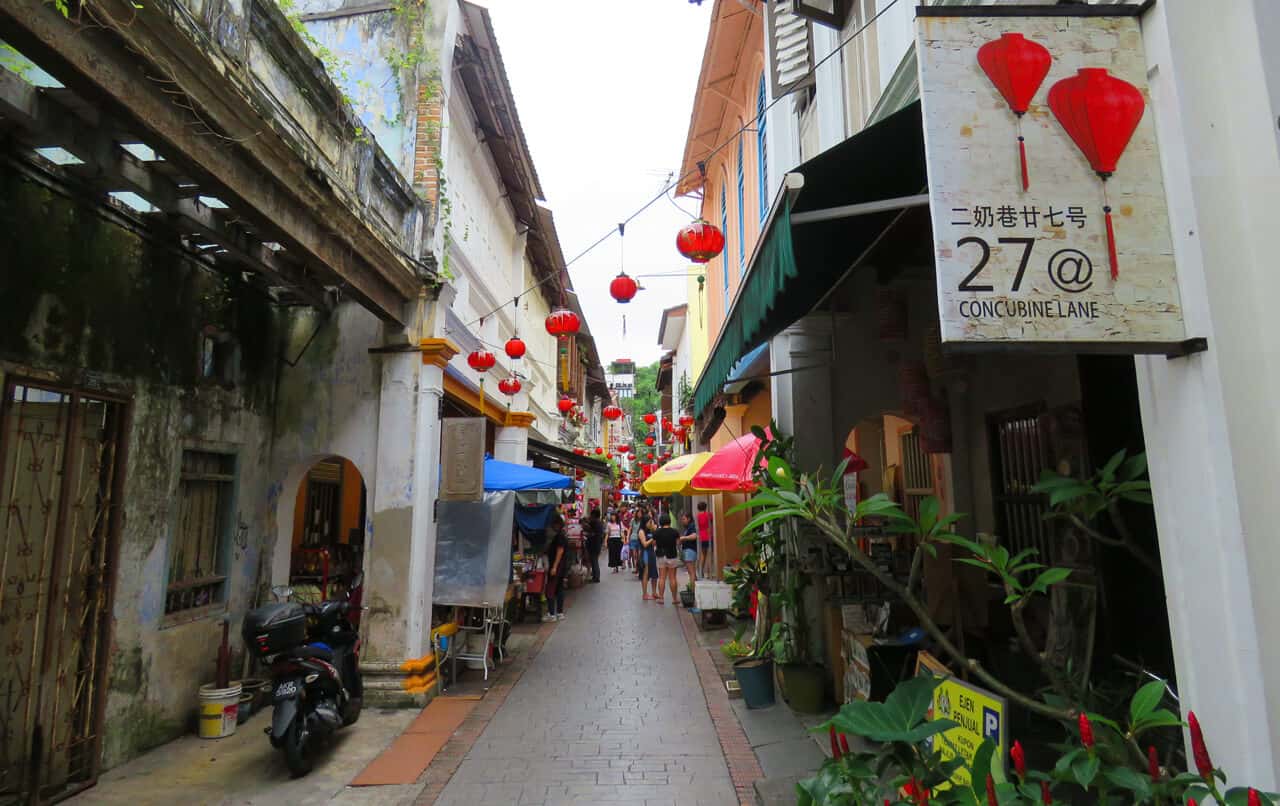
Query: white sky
476 0 713 368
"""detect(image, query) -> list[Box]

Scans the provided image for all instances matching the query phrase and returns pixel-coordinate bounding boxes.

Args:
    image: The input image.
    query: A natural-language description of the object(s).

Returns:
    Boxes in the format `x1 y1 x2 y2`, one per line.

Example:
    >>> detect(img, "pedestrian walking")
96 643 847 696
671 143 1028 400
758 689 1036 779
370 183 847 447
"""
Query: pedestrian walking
543 514 568 622
679 511 698 587
585 507 604 583
652 514 681 605
639 516 659 601
696 501 714 578
606 512 624 572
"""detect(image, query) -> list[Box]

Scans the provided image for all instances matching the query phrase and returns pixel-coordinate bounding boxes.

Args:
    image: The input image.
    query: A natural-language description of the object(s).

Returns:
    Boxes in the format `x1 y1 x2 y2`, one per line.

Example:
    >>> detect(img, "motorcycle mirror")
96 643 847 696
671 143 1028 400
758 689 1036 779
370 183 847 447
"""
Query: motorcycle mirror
349 573 364 591
271 585 294 600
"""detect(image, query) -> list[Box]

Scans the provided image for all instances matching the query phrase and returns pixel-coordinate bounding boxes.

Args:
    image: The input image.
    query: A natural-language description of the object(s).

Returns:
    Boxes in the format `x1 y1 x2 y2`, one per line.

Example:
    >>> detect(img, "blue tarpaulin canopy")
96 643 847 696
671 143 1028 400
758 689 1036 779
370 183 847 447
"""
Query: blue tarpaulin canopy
483 457 572 491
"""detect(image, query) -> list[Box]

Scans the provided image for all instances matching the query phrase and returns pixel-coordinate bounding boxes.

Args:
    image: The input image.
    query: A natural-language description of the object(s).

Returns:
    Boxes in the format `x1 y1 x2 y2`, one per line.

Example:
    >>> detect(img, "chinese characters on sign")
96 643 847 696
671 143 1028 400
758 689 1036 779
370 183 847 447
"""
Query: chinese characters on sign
916 12 1185 349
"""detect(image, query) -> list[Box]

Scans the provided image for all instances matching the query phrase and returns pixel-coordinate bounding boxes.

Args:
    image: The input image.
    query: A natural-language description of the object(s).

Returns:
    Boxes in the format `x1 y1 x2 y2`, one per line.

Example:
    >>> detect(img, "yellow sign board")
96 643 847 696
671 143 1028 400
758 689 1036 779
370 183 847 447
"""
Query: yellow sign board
915 651 1007 789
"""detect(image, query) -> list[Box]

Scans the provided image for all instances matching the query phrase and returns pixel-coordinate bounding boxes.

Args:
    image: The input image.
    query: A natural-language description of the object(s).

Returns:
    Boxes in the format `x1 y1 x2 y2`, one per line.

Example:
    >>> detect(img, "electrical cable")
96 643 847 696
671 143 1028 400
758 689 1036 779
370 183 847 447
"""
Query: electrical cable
450 0 901 338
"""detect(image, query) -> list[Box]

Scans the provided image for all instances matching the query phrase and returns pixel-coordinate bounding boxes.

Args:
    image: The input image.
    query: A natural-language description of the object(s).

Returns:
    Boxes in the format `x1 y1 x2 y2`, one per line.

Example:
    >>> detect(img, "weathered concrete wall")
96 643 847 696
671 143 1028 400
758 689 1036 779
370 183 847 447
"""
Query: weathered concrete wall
0 166 391 769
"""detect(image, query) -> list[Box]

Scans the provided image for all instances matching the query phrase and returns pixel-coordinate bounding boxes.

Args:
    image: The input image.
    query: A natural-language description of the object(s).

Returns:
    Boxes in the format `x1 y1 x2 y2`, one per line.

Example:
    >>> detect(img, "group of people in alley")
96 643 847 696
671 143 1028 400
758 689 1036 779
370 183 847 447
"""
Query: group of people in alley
537 499 715 620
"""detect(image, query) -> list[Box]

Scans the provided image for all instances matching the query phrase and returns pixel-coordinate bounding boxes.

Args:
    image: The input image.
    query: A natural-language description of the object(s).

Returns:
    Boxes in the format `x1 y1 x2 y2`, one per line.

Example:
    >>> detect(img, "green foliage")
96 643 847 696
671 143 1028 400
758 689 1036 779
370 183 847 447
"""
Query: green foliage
624 360 662 439
1032 449 1152 518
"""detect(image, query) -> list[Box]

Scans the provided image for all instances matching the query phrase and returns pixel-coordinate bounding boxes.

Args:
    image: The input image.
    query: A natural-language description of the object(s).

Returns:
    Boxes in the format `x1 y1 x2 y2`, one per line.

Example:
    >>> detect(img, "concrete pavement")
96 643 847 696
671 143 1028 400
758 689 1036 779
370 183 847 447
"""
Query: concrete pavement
428 571 739 806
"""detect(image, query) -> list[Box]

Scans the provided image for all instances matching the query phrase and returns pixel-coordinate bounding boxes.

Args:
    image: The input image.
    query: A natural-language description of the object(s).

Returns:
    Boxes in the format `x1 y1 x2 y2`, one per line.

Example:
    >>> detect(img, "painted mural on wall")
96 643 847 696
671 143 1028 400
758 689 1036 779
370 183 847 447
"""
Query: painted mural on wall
916 11 1185 349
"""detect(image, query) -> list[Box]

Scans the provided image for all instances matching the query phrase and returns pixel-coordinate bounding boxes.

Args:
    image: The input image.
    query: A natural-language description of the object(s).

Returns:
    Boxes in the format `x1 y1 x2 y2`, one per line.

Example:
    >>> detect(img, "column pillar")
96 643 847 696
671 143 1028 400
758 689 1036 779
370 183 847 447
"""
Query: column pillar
361 336 457 705
771 315 837 473
495 411 536 464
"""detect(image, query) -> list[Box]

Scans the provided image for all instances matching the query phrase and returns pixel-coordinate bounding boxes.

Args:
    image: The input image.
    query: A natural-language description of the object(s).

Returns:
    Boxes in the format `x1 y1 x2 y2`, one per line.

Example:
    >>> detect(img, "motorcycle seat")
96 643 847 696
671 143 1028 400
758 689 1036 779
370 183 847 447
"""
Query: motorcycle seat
296 644 334 661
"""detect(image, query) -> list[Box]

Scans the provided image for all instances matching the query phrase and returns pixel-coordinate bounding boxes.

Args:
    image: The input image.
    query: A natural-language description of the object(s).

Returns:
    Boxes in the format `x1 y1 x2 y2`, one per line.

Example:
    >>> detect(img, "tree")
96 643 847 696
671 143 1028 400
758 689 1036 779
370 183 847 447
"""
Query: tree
625 360 661 439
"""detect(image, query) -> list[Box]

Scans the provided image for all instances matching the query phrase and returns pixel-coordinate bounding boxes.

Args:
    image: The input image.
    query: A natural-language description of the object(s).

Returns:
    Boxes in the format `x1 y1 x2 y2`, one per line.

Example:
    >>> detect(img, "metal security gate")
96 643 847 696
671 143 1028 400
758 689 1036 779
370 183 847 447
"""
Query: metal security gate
0 380 127 805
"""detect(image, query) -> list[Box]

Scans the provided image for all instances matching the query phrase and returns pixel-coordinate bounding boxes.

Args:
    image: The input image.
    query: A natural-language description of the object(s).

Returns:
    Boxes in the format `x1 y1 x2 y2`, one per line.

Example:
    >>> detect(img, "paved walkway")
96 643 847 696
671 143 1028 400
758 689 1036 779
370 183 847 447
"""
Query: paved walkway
428 571 739 806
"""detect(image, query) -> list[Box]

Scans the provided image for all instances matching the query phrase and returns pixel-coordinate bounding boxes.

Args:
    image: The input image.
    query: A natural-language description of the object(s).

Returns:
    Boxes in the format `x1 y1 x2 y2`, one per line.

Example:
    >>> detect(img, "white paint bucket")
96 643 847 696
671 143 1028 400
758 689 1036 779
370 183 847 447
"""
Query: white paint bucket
198 682 243 739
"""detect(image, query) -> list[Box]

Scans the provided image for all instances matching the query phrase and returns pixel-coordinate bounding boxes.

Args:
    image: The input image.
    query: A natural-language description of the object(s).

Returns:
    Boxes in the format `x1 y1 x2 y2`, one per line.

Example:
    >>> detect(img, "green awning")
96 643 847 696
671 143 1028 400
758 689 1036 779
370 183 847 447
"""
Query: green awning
692 101 927 417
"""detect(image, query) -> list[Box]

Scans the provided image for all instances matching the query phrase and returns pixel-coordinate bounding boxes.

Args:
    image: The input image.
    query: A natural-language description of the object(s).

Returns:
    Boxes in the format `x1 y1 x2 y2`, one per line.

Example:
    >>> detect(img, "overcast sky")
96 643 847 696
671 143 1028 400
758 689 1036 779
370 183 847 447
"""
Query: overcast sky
476 0 713 368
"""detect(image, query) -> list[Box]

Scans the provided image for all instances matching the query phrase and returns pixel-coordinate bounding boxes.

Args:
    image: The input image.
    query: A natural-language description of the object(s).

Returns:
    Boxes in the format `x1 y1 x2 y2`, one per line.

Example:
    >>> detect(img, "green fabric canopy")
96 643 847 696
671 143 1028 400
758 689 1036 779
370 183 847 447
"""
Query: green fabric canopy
693 202 798 416
690 101 927 418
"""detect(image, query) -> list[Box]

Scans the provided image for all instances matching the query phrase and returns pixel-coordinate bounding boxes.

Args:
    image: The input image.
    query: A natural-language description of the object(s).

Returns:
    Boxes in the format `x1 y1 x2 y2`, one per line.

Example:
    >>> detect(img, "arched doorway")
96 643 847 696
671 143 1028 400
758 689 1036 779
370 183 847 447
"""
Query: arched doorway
287 456 367 605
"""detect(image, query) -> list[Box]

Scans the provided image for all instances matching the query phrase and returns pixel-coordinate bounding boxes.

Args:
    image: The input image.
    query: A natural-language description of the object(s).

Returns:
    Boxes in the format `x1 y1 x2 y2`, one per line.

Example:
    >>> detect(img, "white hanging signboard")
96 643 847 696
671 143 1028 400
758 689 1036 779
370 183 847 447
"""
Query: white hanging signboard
916 9 1185 351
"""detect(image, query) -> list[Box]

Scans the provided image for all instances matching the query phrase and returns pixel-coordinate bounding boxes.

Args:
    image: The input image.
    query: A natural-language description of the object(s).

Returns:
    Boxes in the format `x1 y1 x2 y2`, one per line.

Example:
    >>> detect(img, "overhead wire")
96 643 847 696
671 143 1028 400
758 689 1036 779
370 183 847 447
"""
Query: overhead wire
450 0 902 340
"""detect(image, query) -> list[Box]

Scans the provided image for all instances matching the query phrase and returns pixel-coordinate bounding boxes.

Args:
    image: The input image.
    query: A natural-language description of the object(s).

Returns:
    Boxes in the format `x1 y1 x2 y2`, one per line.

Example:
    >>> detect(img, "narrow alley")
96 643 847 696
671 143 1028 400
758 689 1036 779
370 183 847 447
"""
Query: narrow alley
427 574 737 806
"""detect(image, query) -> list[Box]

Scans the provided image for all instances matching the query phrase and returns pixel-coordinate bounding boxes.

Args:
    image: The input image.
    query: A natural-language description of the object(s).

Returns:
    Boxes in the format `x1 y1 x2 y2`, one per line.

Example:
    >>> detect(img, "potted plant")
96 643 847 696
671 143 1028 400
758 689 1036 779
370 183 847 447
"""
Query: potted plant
720 625 753 661
679 580 696 608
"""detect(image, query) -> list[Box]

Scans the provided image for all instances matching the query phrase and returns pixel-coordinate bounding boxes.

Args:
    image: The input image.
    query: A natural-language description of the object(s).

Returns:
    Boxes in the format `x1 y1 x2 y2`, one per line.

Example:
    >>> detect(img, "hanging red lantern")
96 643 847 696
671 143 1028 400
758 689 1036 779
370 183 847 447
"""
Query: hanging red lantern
673 426 686 440
497 376 522 396
642 413 657 426
504 337 526 359
603 405 623 421
545 309 581 340
466 349 496 373
977 33 1052 191
679 414 694 428
676 218 726 264
557 397 576 416
645 436 655 447
594 447 604 455
628 453 636 460
646 452 655 461
1047 68 1145 281
609 272 638 304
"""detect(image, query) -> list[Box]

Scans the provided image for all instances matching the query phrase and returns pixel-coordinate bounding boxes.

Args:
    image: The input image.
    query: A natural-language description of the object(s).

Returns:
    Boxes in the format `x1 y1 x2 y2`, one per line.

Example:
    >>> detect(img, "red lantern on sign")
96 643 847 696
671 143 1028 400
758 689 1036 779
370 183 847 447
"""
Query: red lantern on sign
557 397 576 416
679 414 694 428
466 349 496 373
642 413 657 426
1048 68 1145 281
545 309 581 340
676 219 726 264
609 272 639 304
644 436 655 447
497 376 522 396
977 32 1052 191
603 405 623 421
504 337 526 359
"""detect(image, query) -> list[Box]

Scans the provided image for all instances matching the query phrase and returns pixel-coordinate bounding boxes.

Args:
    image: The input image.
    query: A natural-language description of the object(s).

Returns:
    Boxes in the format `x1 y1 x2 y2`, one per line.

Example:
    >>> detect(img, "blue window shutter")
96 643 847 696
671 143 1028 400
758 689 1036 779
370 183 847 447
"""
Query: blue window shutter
757 74 768 222
736 138 746 276
721 186 730 312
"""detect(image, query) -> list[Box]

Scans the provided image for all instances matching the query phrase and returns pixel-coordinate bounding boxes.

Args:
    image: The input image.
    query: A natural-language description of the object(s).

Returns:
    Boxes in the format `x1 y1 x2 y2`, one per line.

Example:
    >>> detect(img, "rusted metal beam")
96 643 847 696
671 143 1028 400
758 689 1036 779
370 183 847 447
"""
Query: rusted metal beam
0 0 424 323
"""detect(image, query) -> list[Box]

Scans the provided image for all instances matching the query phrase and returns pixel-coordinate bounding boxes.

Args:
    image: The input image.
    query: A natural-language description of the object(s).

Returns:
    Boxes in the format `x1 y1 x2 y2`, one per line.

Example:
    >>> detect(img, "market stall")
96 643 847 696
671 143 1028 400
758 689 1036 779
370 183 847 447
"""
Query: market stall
432 458 571 688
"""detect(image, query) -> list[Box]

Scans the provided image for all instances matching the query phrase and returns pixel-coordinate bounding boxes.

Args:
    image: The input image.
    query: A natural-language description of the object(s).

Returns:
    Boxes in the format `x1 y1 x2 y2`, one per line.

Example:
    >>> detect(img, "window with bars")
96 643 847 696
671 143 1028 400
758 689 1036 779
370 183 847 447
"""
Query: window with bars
898 428 933 524
166 449 235 616
988 405 1053 563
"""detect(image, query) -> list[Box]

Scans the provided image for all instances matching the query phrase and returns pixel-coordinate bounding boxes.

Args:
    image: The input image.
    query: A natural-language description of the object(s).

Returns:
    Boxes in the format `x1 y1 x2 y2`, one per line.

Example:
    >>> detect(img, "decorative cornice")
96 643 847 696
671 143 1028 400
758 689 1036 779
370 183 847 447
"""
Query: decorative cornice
505 411 536 429
419 338 460 368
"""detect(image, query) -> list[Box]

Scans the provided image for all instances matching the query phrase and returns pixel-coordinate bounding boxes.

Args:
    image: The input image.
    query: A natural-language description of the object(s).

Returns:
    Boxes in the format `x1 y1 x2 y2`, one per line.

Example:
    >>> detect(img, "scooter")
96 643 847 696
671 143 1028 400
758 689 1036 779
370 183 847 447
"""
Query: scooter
241 575 364 777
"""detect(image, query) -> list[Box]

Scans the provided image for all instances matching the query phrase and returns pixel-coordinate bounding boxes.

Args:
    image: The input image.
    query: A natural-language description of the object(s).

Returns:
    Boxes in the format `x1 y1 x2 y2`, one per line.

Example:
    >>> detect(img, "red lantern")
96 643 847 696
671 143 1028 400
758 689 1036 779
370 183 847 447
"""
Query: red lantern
545 309 581 340
628 453 636 460
504 337 526 359
603 405 623 421
673 426 686 440
1048 68 1145 280
497 376 522 396
676 218 726 264
594 447 604 455
646 453 655 461
645 436 655 447
557 397 576 416
679 414 694 428
609 272 638 304
642 413 657 426
466 349 496 373
977 33 1052 191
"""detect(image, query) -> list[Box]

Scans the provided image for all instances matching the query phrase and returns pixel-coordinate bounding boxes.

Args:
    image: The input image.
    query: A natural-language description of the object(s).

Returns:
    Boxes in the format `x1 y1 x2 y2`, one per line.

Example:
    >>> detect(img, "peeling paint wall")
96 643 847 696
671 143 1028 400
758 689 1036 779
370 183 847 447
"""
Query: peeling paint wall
0 166 391 770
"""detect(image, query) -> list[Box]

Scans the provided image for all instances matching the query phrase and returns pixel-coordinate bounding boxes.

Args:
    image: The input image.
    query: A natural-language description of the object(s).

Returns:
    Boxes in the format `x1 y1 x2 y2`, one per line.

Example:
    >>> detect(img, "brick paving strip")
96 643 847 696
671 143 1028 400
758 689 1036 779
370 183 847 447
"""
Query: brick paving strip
677 608 765 806
411 615 559 805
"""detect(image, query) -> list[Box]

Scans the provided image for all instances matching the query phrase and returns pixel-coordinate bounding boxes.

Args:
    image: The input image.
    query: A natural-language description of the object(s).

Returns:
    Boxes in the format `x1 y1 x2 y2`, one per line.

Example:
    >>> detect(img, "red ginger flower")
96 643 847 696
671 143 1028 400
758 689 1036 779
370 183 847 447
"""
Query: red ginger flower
986 774 998 806
839 734 850 755
1078 712 1095 749
1188 800 1198 806
1248 790 1262 806
1188 711 1214 779
1040 781 1053 804
828 725 840 759
1011 740 1026 780
1148 745 1160 781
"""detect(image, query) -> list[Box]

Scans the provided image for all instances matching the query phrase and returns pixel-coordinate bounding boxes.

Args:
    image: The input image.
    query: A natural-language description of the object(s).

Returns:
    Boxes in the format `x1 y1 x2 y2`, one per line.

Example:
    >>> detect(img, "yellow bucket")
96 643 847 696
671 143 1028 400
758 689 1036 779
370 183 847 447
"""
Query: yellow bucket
198 682 242 739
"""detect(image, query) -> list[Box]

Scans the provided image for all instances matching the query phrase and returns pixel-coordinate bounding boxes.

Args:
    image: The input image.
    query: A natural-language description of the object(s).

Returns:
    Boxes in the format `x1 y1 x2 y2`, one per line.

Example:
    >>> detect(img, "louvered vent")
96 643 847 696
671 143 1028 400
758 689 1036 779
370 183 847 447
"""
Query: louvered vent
767 0 816 96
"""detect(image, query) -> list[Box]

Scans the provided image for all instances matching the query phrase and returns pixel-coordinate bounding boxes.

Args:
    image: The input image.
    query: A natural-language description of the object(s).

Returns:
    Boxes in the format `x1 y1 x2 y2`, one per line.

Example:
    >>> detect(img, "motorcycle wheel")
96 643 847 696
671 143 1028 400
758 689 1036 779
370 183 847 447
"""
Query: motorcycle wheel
283 716 313 778
343 695 363 726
